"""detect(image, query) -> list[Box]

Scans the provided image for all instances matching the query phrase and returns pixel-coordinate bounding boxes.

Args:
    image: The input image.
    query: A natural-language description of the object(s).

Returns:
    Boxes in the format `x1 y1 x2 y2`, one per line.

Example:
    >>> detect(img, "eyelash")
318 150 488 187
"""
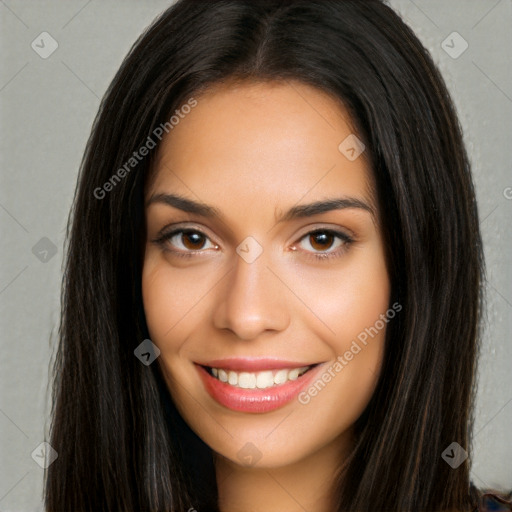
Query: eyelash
152 227 354 262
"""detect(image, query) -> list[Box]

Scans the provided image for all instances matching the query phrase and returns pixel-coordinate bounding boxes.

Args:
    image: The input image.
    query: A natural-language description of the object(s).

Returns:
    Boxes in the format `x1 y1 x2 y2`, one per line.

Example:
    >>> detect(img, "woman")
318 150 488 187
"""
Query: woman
44 0 511 510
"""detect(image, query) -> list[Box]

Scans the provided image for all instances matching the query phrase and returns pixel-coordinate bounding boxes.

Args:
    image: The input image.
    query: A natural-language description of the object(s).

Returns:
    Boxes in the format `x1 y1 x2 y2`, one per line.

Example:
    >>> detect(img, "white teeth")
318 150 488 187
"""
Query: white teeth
209 366 311 389
274 369 288 385
228 371 238 386
256 371 274 389
238 372 255 389
288 368 300 380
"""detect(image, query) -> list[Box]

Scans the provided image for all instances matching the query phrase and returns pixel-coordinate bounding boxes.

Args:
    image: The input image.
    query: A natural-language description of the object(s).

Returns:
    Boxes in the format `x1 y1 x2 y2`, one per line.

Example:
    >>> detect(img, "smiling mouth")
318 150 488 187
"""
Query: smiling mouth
200 364 319 390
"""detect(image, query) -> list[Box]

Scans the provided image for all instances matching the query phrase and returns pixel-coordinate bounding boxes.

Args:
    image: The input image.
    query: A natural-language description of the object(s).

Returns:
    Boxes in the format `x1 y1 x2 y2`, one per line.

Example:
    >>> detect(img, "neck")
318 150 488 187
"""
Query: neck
214 430 353 512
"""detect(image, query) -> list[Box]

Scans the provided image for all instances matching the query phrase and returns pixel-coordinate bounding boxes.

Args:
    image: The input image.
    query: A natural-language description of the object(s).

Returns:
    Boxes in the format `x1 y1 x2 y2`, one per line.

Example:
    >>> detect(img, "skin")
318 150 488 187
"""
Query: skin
142 79 391 512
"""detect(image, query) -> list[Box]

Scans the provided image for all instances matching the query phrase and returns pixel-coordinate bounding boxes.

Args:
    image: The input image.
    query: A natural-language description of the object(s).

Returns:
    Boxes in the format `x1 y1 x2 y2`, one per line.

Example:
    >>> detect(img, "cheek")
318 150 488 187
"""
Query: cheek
292 246 390 420
142 262 173 342
141 260 203 400
287 247 390 345
141 253 211 345
287 245 390 405
142 264 192 361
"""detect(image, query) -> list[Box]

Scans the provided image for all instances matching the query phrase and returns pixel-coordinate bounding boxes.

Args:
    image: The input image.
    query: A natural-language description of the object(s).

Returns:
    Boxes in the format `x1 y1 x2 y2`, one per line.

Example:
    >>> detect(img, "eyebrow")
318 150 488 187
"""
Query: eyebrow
146 193 375 223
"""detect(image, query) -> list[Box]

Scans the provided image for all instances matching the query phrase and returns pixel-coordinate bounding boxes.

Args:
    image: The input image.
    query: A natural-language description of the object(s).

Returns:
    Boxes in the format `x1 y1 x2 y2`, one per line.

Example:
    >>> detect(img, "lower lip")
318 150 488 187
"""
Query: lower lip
196 363 323 413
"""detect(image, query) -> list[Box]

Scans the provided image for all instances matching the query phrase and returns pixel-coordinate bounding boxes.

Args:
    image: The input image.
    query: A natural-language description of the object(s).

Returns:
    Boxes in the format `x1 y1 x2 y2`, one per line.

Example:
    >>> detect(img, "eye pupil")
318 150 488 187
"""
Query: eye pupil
310 232 333 251
183 231 205 250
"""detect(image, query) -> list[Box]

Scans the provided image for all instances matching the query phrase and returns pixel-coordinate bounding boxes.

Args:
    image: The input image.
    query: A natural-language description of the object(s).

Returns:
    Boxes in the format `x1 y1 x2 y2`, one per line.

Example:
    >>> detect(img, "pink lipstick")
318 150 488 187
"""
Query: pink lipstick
195 358 323 413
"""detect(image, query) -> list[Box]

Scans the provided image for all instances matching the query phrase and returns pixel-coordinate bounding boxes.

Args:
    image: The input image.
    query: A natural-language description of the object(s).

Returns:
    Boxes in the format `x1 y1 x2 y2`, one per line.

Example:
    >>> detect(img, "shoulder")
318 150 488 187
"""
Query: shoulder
469 482 512 512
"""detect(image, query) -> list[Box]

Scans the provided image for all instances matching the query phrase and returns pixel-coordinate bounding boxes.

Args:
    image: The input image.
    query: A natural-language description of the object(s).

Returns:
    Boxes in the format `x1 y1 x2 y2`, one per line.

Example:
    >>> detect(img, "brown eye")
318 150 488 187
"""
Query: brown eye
308 232 336 252
154 228 217 256
180 230 207 250
295 229 353 261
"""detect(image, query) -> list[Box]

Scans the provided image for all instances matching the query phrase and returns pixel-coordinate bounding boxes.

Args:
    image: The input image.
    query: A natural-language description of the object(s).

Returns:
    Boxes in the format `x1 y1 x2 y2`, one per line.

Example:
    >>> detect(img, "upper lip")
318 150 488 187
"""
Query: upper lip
196 358 320 372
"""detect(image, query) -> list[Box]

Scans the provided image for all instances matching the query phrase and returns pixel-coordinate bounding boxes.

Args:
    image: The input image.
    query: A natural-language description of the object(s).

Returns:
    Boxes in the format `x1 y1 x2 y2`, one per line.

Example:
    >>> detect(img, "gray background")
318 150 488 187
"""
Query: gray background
1 1 511 510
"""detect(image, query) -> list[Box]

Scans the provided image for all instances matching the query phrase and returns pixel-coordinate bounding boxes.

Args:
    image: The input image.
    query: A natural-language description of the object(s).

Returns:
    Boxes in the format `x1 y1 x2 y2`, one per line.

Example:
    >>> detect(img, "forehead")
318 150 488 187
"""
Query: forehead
147 80 375 218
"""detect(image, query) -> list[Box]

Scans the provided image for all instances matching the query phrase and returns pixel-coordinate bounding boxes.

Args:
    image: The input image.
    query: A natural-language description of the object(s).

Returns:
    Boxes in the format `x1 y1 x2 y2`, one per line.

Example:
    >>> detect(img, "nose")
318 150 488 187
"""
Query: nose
212 248 290 340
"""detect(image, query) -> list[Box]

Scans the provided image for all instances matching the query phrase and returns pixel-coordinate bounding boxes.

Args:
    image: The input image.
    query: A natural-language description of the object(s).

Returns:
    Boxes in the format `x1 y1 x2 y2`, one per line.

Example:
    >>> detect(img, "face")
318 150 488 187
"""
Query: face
142 80 390 469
